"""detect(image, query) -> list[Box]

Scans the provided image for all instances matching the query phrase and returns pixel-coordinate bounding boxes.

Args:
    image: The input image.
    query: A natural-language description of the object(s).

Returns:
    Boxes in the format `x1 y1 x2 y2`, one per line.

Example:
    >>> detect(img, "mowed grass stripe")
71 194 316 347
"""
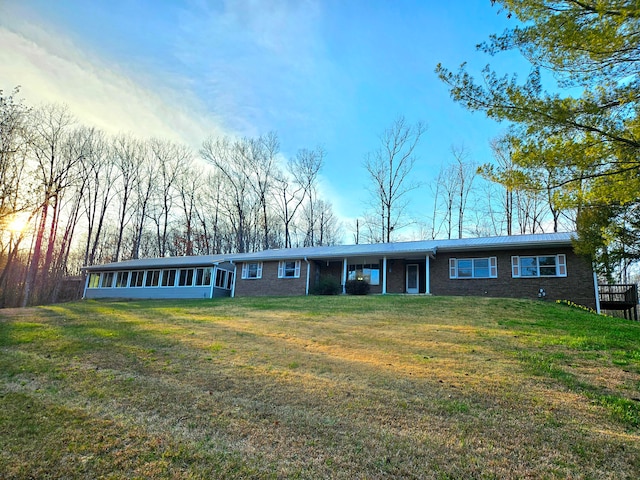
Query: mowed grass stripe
1 296 639 479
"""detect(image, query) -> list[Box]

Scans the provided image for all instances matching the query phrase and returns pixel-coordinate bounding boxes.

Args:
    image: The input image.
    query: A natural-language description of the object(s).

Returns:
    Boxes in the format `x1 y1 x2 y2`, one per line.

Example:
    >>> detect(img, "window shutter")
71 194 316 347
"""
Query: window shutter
490 257 497 278
449 258 457 279
557 254 567 277
294 261 301 278
511 256 520 277
257 263 263 279
278 261 284 278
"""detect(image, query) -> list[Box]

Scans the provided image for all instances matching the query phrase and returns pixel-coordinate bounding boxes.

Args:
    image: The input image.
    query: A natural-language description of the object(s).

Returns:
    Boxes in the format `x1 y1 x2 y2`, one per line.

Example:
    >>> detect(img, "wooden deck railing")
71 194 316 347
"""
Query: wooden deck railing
598 284 638 321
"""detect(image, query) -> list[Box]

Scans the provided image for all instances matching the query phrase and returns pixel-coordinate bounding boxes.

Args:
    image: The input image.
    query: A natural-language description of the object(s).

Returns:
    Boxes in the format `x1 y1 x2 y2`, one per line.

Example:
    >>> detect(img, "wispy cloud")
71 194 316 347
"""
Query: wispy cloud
0 9 228 148
174 0 345 144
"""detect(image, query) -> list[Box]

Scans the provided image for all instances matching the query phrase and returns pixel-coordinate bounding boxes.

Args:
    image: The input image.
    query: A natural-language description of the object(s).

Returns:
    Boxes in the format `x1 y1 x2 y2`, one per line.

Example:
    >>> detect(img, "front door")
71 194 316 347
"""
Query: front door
406 264 419 294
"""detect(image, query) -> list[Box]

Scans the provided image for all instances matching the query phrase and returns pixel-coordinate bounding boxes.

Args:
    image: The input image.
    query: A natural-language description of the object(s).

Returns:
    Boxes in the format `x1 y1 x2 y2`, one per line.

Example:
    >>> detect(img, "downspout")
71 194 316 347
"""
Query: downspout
304 257 310 296
231 261 237 298
382 256 387 294
593 269 601 314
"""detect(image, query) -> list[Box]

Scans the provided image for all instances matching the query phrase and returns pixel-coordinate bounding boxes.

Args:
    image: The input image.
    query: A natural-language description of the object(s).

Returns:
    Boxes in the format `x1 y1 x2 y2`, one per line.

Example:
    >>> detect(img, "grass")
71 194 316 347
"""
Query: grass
1 295 639 479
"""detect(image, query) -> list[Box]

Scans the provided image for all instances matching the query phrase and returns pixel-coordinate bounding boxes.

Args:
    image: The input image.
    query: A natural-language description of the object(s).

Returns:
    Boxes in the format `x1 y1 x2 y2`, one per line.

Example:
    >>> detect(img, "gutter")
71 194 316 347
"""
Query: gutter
304 257 310 296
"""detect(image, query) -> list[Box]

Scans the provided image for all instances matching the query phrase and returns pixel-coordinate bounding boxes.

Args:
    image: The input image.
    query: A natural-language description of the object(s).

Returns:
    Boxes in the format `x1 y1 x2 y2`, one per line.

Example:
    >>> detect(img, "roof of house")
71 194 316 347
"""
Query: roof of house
83 232 575 271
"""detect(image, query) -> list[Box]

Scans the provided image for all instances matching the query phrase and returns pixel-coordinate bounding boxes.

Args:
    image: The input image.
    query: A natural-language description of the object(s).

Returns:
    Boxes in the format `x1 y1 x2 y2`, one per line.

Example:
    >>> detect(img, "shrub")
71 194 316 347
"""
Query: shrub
345 279 370 295
312 276 342 295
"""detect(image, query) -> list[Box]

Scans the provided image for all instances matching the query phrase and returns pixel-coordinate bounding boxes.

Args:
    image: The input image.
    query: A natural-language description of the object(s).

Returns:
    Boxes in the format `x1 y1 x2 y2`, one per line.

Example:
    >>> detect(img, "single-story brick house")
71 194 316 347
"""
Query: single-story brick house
82 232 598 309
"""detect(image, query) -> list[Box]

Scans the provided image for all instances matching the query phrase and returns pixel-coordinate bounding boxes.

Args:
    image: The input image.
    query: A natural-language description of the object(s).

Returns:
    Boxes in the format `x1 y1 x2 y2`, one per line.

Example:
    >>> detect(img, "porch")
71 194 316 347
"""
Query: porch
598 284 639 321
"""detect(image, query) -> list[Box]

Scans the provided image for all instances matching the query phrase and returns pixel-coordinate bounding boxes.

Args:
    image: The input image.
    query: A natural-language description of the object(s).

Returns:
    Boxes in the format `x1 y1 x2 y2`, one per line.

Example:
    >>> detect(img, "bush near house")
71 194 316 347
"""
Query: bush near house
311 276 341 295
345 278 370 295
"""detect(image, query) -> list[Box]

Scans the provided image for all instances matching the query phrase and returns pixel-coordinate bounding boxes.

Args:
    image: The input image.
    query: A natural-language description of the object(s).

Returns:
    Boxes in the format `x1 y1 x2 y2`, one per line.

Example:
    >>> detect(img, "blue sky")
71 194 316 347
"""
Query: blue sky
0 0 531 238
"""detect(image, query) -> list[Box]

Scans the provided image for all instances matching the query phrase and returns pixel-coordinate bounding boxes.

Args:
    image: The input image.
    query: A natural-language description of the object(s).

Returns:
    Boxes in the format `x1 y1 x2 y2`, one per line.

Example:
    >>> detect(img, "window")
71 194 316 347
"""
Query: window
449 257 497 279
178 269 194 287
195 267 212 286
225 271 234 290
115 271 129 288
242 262 262 279
278 260 301 278
215 269 229 289
145 270 160 287
101 272 115 288
511 254 567 278
161 269 177 287
130 271 144 287
347 263 380 285
88 273 100 288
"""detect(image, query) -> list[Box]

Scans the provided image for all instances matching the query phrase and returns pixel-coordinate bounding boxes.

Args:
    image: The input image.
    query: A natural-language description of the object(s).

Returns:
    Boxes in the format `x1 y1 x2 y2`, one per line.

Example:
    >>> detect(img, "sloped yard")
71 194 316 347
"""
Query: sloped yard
1 296 639 479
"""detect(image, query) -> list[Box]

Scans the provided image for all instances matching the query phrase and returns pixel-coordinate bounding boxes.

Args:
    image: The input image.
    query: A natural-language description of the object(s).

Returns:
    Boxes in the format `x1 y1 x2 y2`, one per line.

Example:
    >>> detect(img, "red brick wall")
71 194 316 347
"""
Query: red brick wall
430 247 596 308
234 261 309 297
233 248 596 309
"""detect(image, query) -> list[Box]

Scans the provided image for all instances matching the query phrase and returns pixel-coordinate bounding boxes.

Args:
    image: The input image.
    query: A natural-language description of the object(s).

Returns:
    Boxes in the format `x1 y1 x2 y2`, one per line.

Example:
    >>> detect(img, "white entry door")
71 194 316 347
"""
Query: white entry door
406 264 419 294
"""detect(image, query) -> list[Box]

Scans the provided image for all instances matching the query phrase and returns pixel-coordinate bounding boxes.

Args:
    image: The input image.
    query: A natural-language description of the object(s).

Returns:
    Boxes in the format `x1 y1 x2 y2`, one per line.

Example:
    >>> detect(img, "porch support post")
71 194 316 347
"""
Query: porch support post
231 262 237 298
382 256 387 294
425 255 431 295
304 257 310 296
342 258 348 294
209 264 217 299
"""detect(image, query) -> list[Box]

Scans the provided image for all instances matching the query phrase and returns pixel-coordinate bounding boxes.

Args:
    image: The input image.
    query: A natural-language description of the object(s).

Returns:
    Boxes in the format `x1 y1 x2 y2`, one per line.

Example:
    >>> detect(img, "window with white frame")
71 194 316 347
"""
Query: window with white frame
130 271 144 287
449 257 497 279
115 271 129 288
195 267 212 286
145 270 160 287
511 254 567 278
101 272 115 288
88 273 100 288
278 260 301 278
161 269 177 287
215 269 232 289
178 269 194 287
347 263 380 285
242 262 262 279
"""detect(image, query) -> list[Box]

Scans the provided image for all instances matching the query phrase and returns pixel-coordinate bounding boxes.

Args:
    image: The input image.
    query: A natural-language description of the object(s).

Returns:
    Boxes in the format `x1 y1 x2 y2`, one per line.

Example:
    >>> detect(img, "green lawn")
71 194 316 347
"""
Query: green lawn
1 296 639 479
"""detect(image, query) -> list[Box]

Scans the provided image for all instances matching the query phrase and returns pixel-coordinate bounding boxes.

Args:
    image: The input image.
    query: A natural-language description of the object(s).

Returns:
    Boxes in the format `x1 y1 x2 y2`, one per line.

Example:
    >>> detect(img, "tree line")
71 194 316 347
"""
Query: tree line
0 92 341 307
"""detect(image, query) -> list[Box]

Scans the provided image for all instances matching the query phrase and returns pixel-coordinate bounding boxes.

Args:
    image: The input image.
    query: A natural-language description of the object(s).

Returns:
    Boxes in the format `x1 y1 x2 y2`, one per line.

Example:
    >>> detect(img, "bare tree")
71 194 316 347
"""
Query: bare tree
310 199 339 246
0 88 30 224
434 162 459 240
201 136 256 253
80 129 115 267
245 132 280 250
130 143 156 259
0 88 31 305
451 145 477 239
111 134 144 261
175 165 202 256
22 104 79 306
274 168 305 248
363 116 425 242
148 139 191 257
289 147 324 247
